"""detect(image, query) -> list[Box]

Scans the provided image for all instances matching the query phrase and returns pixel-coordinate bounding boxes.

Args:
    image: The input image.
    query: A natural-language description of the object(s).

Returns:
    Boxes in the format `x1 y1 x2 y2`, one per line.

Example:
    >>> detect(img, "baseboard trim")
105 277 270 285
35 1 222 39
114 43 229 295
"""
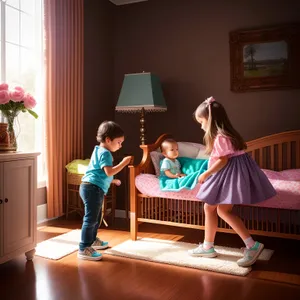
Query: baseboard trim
37 203 47 224
115 209 128 219
37 205 129 224
37 204 59 224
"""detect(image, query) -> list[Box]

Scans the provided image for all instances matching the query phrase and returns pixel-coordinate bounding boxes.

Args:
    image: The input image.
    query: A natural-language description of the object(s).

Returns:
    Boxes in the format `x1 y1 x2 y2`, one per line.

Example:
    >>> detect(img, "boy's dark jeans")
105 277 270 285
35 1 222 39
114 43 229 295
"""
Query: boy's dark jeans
79 183 104 251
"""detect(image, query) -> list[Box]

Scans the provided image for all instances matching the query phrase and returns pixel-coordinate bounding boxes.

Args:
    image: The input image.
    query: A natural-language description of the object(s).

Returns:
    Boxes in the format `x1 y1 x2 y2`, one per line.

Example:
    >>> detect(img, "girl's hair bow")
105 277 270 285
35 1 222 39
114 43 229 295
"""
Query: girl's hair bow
204 96 215 107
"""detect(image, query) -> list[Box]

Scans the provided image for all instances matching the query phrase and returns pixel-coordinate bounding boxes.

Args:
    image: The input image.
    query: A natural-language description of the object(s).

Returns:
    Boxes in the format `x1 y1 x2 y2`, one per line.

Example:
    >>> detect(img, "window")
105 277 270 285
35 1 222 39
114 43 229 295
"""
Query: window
0 0 45 185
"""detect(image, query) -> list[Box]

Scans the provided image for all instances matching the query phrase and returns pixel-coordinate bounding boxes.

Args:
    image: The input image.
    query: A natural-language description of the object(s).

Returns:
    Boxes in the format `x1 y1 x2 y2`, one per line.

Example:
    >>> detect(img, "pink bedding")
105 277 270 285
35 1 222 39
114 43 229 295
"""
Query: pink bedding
135 169 300 210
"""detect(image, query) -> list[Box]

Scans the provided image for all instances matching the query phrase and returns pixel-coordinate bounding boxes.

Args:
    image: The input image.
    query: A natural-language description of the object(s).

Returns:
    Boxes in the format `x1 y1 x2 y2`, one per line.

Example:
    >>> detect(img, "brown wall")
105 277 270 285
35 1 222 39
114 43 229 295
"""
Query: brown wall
84 0 300 210
84 0 115 157
113 0 300 160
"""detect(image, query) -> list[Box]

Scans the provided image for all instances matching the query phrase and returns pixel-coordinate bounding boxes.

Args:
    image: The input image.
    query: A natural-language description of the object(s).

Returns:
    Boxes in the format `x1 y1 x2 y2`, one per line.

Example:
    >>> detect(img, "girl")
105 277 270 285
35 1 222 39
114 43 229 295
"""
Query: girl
188 97 276 267
78 121 132 261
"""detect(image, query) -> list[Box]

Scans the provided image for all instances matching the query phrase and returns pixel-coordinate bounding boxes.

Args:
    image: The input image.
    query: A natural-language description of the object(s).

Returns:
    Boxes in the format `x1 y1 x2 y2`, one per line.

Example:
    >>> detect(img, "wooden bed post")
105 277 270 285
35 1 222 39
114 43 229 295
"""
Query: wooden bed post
129 165 138 240
127 133 175 241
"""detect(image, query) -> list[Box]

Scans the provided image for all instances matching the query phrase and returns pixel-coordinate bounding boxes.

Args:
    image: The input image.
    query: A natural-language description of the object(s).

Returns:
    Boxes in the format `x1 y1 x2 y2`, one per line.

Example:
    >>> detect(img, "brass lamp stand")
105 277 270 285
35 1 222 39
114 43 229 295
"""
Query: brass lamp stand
140 107 146 145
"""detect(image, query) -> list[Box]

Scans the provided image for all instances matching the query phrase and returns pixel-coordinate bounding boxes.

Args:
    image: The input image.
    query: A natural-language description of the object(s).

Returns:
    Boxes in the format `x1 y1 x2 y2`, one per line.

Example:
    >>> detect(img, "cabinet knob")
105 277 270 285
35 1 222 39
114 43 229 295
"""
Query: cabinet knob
0 199 2 204
4 198 8 203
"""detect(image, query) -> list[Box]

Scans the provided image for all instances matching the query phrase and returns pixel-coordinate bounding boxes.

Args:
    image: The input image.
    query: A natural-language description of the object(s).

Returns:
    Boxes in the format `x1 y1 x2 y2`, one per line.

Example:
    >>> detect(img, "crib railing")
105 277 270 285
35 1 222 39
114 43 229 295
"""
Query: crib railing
137 195 300 239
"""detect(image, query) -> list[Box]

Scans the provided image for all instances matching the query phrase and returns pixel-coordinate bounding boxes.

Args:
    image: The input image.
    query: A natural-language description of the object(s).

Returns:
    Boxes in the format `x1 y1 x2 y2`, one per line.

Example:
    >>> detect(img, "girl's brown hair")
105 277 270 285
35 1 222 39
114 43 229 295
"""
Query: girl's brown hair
193 100 246 154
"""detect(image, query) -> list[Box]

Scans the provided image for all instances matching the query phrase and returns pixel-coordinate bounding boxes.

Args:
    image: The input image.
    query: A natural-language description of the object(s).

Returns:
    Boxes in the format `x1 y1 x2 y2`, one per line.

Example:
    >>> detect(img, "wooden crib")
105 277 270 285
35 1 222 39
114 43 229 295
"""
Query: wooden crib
129 130 300 240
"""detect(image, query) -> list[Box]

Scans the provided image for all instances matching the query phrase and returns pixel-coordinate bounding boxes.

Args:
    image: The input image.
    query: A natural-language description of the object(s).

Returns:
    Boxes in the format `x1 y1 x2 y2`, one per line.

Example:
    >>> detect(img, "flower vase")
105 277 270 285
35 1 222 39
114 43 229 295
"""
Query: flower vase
7 118 17 150
0 123 10 149
0 84 38 150
2 112 19 151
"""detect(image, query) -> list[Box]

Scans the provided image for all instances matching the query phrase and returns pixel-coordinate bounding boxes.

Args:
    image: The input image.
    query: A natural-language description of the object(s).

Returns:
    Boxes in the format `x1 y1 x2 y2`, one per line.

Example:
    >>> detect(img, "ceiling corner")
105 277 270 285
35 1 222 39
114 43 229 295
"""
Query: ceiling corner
109 0 148 6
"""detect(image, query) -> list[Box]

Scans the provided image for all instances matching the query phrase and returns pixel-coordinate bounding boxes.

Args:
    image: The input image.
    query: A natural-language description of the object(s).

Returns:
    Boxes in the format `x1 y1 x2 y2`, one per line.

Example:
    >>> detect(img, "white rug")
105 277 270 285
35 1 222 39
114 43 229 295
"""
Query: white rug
105 238 274 276
36 230 81 260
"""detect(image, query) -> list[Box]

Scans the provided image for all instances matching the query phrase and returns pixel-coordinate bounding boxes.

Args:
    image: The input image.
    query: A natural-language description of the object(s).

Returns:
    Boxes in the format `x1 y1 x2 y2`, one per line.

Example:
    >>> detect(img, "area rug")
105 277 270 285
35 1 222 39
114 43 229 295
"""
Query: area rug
35 230 81 260
105 238 274 276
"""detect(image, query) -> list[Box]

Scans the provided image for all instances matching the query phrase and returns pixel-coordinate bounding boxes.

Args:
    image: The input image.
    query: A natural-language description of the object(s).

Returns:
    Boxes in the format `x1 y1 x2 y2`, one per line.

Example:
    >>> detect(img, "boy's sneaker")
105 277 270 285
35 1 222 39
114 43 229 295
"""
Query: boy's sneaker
237 241 264 267
78 247 102 261
188 244 218 258
91 237 109 250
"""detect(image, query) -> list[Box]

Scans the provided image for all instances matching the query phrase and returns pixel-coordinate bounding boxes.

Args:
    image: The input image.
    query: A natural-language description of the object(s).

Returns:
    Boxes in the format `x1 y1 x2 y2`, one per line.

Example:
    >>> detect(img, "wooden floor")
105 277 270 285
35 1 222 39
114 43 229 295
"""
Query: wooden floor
1 216 300 300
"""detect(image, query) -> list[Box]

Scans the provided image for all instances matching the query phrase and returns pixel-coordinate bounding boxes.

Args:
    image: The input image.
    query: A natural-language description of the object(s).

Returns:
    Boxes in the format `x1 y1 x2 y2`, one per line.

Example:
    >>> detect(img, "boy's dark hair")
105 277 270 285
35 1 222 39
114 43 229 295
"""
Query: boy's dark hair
96 121 124 143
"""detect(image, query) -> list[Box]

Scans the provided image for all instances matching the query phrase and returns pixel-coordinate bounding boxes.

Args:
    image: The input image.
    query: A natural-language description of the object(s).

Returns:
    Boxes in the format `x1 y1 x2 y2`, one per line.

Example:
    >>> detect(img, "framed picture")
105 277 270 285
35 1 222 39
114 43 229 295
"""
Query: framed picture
230 24 300 92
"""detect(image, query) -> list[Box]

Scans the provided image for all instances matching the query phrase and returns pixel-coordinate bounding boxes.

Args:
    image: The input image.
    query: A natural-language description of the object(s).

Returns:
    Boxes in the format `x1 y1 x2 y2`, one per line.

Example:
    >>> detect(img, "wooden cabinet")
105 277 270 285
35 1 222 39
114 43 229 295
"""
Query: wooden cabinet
0 152 39 264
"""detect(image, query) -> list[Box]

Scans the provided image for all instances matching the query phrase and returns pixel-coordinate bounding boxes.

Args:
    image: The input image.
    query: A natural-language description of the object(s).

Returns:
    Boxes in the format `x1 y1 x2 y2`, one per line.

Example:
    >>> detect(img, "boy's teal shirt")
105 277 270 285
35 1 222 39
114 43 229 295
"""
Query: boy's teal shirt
81 146 113 194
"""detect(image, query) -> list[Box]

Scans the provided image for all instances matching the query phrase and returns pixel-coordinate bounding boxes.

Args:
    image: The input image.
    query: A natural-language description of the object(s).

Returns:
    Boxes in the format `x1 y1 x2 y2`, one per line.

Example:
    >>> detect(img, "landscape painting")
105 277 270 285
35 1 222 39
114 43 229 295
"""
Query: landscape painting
243 41 288 78
230 24 300 92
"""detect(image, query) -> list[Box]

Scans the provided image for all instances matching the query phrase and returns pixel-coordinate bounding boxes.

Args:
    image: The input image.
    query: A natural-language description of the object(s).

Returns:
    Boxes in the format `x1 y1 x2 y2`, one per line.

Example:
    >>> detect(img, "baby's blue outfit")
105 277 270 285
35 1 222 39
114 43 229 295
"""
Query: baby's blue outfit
160 158 181 176
81 146 113 194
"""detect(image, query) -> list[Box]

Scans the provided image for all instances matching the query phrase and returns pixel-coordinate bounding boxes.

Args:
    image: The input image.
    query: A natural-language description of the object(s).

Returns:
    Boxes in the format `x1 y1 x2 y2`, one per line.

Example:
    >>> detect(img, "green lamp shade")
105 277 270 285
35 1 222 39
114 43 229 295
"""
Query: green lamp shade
115 72 167 112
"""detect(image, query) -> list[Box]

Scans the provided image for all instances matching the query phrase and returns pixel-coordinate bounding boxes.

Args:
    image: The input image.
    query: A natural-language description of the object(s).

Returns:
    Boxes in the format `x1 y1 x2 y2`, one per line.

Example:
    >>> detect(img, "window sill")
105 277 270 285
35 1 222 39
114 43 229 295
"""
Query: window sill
38 179 46 189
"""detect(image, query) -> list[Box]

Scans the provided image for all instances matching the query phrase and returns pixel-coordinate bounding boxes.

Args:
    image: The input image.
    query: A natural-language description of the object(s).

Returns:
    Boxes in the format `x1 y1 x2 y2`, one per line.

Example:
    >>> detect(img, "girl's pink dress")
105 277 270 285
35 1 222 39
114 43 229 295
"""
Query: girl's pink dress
196 134 276 205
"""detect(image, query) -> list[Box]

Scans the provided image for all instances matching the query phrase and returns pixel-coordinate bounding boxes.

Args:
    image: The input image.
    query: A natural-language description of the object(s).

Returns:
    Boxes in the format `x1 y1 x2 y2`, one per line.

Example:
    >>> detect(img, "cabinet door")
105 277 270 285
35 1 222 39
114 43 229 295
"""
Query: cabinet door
0 163 3 257
3 159 35 255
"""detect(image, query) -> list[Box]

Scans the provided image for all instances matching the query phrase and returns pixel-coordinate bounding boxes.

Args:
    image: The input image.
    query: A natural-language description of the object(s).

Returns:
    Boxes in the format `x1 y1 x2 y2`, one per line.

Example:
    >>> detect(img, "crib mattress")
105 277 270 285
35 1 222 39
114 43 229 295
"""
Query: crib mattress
135 169 300 210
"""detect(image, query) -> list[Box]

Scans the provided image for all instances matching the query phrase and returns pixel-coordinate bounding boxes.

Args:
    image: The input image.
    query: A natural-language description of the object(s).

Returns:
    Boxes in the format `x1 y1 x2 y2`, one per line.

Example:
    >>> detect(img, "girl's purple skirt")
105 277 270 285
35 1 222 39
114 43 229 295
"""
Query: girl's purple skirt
196 153 276 205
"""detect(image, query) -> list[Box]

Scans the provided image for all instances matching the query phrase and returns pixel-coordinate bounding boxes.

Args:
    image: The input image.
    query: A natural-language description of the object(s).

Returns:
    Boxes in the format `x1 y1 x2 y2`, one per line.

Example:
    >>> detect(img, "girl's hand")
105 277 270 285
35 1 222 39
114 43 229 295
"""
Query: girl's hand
112 179 121 186
198 172 210 183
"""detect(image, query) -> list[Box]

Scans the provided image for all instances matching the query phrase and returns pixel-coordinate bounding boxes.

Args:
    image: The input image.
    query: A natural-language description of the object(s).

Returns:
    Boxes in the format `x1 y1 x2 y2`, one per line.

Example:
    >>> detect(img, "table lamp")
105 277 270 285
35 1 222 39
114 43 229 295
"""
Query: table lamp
115 72 167 145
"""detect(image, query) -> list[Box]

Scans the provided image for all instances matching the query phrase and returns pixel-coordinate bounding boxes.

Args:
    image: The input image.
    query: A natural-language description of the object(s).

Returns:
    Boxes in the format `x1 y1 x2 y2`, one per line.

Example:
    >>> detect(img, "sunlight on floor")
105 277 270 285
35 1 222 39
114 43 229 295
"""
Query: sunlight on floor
139 232 185 241
37 226 73 234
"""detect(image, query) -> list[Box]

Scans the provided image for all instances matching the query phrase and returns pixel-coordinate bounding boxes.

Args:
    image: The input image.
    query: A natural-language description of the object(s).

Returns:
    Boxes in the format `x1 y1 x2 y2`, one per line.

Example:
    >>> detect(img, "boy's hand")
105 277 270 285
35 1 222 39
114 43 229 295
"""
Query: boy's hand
122 156 133 166
112 179 121 186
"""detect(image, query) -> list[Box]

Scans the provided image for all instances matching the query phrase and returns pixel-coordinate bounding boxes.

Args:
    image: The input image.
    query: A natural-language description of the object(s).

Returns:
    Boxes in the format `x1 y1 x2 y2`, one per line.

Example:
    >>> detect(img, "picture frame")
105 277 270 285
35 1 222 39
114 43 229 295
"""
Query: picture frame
229 24 300 92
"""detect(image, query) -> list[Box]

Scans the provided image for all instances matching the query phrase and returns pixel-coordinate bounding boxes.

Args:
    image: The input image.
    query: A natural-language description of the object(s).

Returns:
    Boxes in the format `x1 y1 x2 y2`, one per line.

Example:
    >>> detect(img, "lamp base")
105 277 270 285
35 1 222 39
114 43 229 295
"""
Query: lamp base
140 107 146 145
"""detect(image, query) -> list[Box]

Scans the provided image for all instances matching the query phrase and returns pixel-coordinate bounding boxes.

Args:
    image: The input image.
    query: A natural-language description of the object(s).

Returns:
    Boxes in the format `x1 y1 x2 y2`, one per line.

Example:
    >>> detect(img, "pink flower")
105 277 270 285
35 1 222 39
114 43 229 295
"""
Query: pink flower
23 93 37 109
0 90 10 104
14 86 25 92
9 87 25 102
0 83 9 91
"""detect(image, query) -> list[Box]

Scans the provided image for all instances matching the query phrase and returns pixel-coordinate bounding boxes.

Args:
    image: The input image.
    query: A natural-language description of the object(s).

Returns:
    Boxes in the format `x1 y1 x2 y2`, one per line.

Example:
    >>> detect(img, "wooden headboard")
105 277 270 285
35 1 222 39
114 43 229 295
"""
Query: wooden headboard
132 133 173 175
246 130 300 171
131 130 300 175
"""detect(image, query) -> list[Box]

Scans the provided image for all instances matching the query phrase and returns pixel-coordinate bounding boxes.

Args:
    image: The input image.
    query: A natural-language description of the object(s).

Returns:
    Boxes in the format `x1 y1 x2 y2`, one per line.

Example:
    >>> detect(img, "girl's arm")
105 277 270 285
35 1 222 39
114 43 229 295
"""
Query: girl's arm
198 156 228 183
206 156 228 176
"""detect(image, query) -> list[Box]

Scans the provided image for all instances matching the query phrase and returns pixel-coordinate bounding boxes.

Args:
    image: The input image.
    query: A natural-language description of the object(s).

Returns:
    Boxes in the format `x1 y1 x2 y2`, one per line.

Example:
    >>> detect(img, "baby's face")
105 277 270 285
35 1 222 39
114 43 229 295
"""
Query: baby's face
163 142 179 159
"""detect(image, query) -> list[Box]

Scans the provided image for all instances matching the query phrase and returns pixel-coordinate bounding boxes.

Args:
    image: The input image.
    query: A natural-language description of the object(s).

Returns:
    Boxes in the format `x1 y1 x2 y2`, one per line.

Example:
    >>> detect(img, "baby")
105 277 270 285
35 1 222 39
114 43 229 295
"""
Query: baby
160 139 186 178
